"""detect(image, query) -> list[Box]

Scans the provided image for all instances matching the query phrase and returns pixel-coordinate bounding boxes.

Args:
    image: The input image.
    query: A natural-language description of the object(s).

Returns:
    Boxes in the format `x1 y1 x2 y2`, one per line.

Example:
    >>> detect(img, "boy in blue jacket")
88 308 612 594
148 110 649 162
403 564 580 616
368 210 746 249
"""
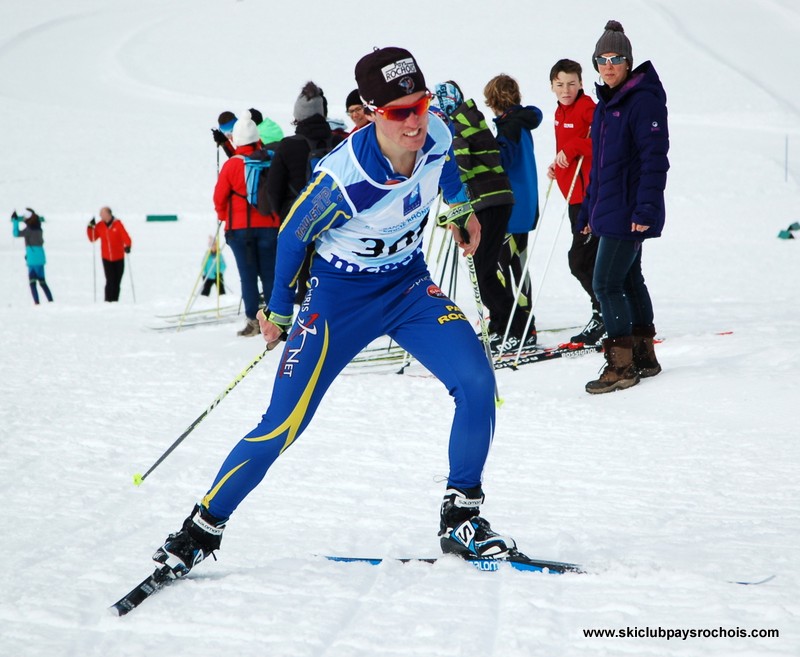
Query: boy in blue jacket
484 75 542 346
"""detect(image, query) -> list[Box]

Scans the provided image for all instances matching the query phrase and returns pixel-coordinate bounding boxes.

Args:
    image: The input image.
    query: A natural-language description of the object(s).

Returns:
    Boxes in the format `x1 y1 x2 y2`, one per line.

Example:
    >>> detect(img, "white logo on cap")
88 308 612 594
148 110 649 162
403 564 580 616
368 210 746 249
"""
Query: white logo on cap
381 57 417 82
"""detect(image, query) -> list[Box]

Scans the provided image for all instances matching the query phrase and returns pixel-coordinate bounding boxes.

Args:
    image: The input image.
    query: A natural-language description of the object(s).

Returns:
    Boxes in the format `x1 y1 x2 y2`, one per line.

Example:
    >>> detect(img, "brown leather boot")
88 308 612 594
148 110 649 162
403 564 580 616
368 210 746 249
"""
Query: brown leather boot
632 324 662 378
237 318 260 337
585 336 640 394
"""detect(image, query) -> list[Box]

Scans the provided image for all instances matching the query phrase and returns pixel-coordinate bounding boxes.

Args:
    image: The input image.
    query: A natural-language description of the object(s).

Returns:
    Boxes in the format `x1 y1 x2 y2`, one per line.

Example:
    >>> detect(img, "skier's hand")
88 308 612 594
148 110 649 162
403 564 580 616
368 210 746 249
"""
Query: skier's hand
88 217 96 227
211 128 227 147
124 246 131 254
448 213 480 257
257 309 289 349
546 163 557 180
554 150 569 168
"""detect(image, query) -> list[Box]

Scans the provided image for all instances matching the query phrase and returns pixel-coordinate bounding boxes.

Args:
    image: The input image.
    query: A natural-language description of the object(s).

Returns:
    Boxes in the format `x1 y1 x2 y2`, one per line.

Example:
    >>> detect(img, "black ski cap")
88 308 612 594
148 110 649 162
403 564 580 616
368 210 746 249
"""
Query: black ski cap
355 47 426 109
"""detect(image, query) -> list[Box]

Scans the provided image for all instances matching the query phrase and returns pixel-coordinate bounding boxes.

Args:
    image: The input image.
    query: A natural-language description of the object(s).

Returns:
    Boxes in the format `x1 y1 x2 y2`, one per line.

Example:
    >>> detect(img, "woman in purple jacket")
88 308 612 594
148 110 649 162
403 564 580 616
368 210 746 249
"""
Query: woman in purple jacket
577 20 669 394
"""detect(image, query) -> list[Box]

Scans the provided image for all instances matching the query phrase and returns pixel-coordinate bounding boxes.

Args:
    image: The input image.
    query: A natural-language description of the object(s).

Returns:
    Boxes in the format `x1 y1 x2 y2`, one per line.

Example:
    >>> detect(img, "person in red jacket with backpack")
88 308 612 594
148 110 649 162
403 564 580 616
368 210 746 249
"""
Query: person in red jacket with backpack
87 206 132 302
214 110 281 336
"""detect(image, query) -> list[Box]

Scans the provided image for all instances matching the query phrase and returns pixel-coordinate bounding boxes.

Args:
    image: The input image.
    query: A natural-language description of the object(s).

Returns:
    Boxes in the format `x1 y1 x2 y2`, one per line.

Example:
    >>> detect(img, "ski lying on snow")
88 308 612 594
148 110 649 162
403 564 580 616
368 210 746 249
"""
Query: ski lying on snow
350 328 733 367
155 303 240 321
351 325 582 361
348 341 602 370
324 554 584 574
493 342 603 370
147 314 240 332
729 574 776 586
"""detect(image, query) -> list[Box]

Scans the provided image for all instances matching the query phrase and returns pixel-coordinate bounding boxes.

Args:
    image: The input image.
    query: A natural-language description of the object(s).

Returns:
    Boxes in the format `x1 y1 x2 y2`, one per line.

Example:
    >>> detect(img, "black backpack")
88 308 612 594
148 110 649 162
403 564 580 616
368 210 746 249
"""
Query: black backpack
305 134 334 179
290 134 334 195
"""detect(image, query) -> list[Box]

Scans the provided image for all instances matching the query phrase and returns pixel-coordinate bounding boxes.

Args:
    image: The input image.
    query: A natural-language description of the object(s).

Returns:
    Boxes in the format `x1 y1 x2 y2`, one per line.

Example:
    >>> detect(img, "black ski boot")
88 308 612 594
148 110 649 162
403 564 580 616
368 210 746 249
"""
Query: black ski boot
489 328 536 356
153 504 228 579
571 311 605 344
439 486 517 559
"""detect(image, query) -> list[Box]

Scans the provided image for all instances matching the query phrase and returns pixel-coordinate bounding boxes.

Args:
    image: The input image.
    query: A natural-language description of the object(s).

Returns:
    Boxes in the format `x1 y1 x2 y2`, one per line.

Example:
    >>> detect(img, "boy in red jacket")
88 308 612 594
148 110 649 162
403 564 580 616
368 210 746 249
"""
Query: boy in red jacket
87 206 132 302
546 59 603 344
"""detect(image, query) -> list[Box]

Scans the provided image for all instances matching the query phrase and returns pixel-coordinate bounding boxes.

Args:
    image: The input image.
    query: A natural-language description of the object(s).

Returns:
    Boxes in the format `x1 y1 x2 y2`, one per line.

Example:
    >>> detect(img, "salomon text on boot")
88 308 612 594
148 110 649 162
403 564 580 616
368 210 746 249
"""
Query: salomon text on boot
439 486 517 559
153 504 228 579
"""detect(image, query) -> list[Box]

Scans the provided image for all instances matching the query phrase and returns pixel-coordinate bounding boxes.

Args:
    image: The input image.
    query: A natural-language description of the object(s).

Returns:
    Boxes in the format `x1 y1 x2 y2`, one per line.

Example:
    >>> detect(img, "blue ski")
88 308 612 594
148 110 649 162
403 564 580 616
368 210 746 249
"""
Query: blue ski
323 554 584 574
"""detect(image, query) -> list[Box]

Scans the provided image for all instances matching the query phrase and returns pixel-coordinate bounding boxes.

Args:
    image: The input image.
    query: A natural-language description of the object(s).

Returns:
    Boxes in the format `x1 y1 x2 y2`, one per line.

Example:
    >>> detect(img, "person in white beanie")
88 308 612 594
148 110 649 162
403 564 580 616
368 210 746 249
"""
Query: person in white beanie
231 110 261 148
213 110 280 336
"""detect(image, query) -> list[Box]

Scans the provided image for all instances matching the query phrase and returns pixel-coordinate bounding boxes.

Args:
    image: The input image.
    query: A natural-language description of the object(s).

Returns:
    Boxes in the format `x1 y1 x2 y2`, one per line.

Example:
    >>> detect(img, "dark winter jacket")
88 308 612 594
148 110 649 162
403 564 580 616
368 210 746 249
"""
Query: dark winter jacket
553 90 595 205
577 61 670 240
449 99 514 213
266 114 344 221
213 143 281 231
493 104 543 234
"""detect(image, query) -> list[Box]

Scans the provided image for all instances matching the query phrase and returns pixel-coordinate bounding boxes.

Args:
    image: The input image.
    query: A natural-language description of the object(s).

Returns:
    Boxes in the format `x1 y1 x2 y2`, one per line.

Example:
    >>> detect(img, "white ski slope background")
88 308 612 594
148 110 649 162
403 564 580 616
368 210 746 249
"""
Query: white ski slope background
1 1 799 655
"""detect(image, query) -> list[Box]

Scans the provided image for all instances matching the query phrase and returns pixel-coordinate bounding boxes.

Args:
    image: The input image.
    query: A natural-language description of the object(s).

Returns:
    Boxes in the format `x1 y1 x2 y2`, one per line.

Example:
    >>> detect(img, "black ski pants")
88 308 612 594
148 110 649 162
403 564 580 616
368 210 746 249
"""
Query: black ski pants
568 203 601 315
102 258 125 302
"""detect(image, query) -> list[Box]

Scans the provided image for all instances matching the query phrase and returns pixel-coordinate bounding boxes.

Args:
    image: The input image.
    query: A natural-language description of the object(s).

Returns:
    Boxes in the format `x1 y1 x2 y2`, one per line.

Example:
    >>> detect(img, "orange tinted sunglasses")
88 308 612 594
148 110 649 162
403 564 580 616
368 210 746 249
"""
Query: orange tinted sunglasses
373 91 432 121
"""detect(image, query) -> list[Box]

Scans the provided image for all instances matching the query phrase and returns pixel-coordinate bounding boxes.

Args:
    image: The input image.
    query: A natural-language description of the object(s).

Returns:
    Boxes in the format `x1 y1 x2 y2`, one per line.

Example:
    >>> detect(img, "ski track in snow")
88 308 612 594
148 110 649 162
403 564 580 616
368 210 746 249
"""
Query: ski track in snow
650 0 800 122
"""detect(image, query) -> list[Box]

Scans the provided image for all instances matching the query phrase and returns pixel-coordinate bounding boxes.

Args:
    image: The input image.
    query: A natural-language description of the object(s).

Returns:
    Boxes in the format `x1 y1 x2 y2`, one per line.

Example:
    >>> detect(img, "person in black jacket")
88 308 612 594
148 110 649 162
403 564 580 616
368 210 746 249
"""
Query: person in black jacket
266 81 344 219
266 81 345 302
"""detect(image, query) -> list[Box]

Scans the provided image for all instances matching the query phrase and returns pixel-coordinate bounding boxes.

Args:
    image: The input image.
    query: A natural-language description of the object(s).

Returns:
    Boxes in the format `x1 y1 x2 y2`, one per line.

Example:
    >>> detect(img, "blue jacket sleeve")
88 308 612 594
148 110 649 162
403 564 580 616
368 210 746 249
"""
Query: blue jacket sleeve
267 171 352 319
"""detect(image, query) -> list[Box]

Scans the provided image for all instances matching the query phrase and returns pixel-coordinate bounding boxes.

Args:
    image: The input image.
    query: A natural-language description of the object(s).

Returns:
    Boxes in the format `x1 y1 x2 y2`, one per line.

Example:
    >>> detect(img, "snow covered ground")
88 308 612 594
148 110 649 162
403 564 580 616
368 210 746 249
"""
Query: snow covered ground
1 0 799 655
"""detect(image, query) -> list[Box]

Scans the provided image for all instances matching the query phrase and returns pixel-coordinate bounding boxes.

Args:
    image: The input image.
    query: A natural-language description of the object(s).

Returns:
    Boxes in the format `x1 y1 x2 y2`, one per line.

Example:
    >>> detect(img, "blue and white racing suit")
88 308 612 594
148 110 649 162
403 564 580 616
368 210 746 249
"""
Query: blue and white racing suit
202 112 497 519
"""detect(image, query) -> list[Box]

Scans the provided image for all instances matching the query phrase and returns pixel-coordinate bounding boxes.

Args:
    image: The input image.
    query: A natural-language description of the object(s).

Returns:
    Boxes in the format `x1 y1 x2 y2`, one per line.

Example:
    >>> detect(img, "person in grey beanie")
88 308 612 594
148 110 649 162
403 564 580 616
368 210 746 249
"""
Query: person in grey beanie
266 81 345 302
576 19 670 394
267 81 342 220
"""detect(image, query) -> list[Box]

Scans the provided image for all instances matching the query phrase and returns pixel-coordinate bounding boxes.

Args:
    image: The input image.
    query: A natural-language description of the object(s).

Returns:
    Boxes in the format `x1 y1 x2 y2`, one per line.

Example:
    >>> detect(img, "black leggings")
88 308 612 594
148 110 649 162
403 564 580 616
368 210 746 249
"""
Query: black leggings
567 204 600 314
